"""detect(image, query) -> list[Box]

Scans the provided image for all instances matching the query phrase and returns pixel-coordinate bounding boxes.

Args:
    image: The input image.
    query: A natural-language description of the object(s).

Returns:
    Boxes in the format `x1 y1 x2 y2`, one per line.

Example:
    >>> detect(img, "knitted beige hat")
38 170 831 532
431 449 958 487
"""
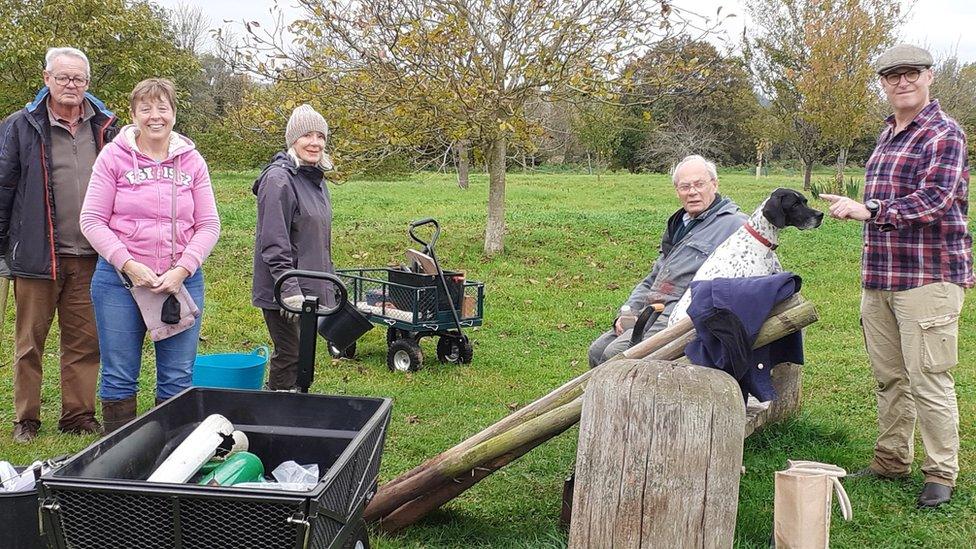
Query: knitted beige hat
285 104 329 148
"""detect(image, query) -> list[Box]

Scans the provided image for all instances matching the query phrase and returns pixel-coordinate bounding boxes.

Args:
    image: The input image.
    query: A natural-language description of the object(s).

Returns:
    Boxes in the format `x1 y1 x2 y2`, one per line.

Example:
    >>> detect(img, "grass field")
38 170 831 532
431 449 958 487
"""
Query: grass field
2 170 975 548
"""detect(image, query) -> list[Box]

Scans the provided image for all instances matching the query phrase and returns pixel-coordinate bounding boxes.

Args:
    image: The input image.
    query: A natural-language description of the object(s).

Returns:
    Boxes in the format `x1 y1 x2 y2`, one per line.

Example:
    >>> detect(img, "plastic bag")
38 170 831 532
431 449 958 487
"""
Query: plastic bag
271 461 319 487
0 460 43 493
233 481 317 491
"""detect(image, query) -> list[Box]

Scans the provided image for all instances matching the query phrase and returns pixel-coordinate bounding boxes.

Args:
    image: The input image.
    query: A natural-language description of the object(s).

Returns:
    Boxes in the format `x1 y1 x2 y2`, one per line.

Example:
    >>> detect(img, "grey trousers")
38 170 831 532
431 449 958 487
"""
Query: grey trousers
261 308 301 390
588 329 638 368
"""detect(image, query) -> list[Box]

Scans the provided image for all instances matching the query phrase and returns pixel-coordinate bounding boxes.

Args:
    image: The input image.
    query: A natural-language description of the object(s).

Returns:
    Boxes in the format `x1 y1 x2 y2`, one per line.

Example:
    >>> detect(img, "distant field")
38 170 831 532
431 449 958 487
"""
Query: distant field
2 170 974 548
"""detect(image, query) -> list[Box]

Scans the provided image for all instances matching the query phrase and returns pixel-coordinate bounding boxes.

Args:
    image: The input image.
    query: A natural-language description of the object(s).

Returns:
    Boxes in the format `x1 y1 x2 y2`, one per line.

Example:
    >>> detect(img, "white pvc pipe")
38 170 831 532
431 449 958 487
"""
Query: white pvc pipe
147 414 247 484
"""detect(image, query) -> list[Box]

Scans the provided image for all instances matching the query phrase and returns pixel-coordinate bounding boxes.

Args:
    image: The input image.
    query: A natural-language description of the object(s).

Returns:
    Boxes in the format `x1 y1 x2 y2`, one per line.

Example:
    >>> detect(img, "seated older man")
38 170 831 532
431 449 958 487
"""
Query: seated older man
588 155 747 367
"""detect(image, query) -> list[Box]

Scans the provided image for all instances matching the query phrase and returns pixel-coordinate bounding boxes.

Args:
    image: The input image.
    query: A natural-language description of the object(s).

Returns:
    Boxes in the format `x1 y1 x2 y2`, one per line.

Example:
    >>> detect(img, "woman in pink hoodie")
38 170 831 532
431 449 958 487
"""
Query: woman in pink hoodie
81 78 220 432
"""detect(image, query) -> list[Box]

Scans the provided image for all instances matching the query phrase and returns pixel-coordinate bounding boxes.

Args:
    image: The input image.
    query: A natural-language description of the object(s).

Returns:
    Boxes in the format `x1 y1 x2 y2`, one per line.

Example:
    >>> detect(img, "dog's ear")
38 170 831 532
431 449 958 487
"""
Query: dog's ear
763 189 788 228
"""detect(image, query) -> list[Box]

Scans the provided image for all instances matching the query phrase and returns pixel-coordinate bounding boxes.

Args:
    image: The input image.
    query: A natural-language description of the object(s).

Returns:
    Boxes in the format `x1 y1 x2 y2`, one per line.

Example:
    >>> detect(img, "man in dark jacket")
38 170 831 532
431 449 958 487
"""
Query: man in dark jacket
0 47 118 442
588 155 747 367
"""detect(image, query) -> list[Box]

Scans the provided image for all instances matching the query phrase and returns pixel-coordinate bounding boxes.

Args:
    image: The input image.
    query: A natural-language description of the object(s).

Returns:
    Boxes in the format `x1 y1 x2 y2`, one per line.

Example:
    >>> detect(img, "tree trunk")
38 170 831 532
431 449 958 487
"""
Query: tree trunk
483 136 507 256
834 146 848 192
803 160 813 191
569 360 744 548
456 140 469 189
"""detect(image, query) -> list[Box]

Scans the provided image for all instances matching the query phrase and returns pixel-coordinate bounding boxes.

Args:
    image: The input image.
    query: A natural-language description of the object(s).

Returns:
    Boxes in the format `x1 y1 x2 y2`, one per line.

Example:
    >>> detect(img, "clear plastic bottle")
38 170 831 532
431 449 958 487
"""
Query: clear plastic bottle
618 305 637 330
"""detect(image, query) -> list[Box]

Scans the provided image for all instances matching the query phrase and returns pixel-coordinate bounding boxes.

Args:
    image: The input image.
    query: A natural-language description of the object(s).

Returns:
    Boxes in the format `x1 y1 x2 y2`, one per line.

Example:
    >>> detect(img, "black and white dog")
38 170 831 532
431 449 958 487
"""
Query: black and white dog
667 188 824 325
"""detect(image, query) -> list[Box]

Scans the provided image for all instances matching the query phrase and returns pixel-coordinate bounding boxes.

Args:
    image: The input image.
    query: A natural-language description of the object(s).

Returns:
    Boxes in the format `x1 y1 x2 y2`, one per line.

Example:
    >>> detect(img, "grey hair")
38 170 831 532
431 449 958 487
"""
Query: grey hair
45 47 90 76
670 154 718 184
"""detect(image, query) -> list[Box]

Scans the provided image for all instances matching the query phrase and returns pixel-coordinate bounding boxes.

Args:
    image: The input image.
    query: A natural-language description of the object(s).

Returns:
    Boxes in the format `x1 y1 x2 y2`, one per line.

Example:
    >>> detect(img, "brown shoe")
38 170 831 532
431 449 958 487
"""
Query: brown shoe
60 417 104 436
12 420 40 443
102 397 138 434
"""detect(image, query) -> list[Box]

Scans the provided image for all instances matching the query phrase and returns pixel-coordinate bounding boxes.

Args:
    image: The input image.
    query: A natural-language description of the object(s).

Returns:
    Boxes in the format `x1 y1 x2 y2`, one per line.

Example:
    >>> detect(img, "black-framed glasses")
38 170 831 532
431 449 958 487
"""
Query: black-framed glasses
52 75 89 87
882 69 921 86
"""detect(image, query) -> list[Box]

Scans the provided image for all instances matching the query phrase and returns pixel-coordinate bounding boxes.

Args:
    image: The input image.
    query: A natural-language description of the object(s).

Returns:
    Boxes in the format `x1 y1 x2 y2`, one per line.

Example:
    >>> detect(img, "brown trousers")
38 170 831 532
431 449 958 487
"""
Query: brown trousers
13 256 99 428
261 308 301 390
861 282 964 487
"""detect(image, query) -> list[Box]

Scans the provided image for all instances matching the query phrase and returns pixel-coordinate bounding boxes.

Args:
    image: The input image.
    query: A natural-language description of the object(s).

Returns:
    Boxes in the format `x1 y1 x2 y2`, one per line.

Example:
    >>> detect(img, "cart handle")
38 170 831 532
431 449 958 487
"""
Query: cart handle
408 218 440 250
273 270 348 316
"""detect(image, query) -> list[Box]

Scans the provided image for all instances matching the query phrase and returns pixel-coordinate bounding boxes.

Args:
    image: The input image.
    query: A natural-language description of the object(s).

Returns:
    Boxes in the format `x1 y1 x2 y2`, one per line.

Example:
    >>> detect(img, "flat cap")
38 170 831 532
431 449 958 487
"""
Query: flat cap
875 43 933 74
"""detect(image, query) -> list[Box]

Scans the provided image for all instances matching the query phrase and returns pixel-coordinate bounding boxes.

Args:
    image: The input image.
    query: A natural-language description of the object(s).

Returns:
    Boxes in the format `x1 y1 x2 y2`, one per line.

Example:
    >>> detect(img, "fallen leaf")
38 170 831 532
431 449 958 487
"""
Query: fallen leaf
584 319 595 327
571 359 579 367
576 301 584 308
405 415 420 424
524 299 534 305
507 402 520 411
556 323 569 331
606 282 620 290
528 278 539 285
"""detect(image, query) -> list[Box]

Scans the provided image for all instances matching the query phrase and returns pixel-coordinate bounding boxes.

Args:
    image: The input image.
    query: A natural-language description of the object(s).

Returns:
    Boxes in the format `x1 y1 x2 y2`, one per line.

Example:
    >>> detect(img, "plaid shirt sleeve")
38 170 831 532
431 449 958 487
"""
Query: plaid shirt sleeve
874 128 967 230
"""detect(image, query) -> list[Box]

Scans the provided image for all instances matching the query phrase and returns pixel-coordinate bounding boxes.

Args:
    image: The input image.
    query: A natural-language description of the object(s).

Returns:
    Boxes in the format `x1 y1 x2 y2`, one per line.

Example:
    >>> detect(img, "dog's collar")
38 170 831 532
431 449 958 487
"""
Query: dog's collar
745 223 777 250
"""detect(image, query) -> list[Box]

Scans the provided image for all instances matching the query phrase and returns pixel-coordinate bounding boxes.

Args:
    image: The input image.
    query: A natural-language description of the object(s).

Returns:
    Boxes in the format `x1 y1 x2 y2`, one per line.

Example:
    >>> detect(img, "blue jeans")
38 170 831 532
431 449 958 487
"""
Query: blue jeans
91 258 205 401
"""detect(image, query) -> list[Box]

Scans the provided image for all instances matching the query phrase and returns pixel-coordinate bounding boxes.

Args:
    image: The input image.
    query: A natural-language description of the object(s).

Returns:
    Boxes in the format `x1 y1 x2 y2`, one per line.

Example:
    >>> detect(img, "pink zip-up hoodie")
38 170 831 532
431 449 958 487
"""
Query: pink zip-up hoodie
81 125 221 275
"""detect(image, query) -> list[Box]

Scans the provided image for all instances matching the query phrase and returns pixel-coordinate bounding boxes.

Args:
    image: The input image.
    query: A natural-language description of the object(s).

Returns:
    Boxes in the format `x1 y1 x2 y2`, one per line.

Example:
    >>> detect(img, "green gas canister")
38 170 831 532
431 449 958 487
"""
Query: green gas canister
197 452 264 486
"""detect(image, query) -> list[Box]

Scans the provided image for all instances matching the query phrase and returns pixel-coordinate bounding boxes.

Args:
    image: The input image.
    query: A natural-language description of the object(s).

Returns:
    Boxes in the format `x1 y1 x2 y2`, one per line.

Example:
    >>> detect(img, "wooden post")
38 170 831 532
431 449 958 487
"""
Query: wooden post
569 359 745 549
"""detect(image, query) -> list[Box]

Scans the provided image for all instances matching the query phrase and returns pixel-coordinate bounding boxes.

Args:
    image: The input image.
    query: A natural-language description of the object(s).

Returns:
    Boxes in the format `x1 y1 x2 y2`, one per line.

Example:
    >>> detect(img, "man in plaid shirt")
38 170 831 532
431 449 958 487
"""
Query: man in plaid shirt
823 44 972 508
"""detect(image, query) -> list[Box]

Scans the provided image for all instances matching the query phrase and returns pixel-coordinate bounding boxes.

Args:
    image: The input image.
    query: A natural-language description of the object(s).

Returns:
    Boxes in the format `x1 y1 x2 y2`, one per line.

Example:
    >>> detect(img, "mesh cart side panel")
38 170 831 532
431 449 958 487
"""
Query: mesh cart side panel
309 514 344 549
54 490 176 549
180 498 300 549
349 422 385 514
320 459 355 516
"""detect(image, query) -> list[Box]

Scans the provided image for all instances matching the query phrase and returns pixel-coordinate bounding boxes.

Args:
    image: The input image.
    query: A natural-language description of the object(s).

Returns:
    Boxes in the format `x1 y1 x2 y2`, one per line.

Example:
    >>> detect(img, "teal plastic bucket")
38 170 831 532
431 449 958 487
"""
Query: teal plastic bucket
192 346 268 390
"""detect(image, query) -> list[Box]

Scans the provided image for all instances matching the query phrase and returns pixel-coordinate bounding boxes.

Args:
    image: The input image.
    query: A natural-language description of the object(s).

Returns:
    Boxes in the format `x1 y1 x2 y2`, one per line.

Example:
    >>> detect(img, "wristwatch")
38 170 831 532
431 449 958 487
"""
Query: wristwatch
864 199 881 219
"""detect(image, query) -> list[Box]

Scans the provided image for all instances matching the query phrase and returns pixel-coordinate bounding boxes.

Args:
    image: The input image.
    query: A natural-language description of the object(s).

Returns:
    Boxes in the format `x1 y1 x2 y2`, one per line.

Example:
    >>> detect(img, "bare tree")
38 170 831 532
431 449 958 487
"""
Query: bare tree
639 117 726 172
237 0 719 255
168 2 211 55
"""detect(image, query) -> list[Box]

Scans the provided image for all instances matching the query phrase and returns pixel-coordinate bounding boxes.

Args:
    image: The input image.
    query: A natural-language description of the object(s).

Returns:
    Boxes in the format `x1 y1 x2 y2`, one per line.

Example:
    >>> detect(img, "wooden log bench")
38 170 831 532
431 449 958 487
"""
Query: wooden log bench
565 359 802 548
365 296 815 533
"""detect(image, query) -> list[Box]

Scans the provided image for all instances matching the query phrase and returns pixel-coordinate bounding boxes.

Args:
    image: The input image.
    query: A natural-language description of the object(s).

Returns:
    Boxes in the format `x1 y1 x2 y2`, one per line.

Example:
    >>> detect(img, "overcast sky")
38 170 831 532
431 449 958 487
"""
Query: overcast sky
153 0 976 64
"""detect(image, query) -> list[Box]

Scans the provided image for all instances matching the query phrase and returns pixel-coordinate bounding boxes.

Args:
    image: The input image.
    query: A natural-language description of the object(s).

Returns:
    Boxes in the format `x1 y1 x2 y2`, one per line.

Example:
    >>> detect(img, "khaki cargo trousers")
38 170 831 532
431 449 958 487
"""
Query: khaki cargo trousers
861 282 964 487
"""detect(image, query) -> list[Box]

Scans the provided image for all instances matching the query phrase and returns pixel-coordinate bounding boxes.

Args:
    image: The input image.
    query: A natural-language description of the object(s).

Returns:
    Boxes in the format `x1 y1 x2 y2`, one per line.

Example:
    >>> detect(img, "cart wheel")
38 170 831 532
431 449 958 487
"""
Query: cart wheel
387 339 423 372
328 341 356 359
342 520 370 549
436 336 473 364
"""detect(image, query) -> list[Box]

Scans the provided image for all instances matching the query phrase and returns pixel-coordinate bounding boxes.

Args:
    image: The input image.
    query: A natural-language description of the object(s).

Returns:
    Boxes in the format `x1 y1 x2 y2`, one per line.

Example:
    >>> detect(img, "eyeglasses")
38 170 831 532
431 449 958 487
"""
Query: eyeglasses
675 179 713 193
52 75 89 87
882 69 921 86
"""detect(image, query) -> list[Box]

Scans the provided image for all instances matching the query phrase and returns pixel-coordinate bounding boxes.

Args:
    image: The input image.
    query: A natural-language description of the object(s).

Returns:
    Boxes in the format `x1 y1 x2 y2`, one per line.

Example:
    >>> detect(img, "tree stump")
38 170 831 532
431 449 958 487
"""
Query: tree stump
568 359 746 549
